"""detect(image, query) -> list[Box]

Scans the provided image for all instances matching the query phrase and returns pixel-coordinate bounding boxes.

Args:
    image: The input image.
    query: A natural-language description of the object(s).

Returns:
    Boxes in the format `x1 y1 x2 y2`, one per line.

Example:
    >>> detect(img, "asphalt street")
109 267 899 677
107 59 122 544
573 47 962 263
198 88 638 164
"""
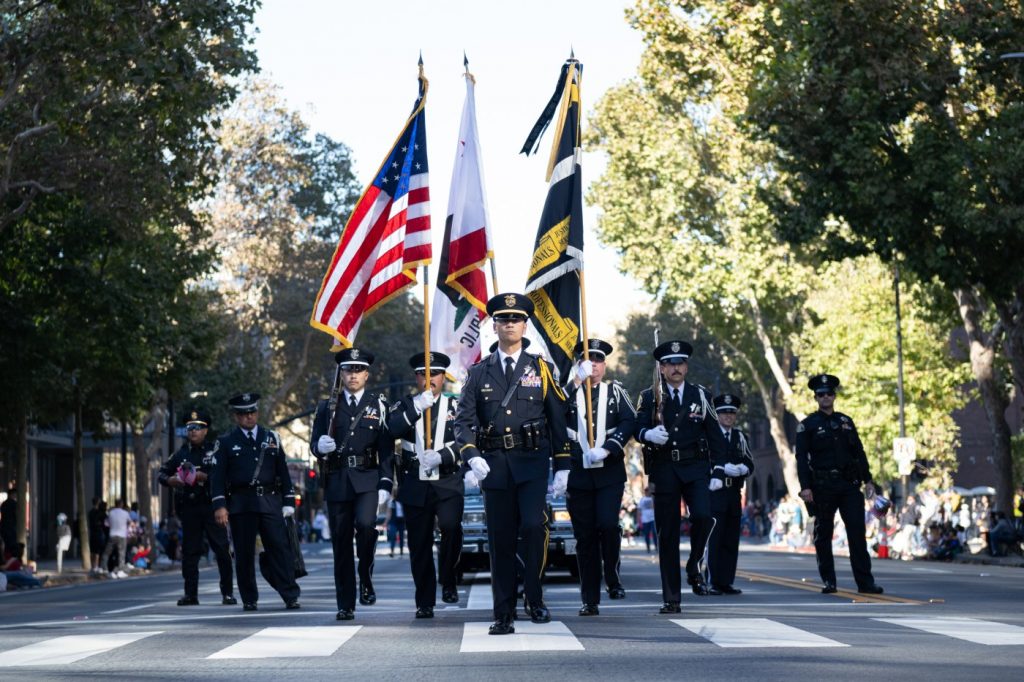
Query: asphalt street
1 541 1021 680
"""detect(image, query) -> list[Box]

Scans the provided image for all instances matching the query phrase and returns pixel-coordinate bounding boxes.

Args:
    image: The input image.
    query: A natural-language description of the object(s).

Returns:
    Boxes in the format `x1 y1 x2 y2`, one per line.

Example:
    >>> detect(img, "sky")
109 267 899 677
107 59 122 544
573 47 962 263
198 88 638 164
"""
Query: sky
253 0 653 347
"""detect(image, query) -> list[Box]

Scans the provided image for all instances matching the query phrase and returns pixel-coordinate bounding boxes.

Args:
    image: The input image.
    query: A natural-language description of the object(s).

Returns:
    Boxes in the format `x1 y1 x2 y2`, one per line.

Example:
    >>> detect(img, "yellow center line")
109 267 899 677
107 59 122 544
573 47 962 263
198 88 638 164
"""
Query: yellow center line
736 570 926 605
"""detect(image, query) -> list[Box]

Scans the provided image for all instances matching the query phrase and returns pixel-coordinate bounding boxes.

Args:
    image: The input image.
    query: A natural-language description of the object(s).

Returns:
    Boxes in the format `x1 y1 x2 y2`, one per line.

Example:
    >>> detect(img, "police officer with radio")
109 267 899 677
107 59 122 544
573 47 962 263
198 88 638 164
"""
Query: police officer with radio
311 348 394 621
634 340 727 614
386 351 464 618
797 374 883 595
454 293 572 636
707 393 754 595
158 409 236 606
211 393 300 611
565 339 636 616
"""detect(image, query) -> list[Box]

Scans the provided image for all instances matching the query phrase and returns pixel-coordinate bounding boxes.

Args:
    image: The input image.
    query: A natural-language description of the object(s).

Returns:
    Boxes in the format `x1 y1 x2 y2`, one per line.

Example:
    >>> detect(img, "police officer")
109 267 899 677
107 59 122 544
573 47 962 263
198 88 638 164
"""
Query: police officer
634 340 727 614
211 393 300 611
454 292 572 636
797 374 884 594
158 409 236 606
310 349 393 621
707 393 754 595
565 339 636 616
386 351 464 618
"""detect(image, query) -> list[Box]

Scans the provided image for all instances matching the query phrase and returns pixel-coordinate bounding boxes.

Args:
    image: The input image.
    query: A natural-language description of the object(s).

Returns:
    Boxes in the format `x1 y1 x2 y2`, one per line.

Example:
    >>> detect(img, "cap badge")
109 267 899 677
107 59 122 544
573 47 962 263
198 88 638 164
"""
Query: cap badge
351 349 360 360
724 395 732 405
190 411 198 419
590 339 600 349
671 342 680 353
429 352 435 363
504 294 517 307
820 375 828 386
242 393 251 402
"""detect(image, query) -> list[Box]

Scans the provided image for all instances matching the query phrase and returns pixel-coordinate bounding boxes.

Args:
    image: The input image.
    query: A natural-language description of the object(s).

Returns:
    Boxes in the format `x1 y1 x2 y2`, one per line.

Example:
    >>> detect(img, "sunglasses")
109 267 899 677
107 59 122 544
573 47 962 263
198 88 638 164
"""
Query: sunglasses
415 370 445 377
585 353 606 362
185 424 206 432
494 315 527 323
816 391 836 397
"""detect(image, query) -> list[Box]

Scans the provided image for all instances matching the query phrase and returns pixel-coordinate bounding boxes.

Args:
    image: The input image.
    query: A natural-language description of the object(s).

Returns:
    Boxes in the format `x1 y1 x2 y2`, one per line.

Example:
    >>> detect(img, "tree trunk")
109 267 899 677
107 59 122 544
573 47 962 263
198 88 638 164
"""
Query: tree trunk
15 411 29 555
956 288 1015 514
133 390 166 544
73 387 91 569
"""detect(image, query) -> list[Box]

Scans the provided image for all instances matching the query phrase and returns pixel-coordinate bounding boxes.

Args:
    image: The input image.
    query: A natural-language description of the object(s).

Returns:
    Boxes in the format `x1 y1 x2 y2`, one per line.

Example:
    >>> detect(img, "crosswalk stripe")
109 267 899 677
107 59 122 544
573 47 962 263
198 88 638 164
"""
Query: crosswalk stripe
0 631 163 667
672 618 848 648
207 626 361 659
465 579 492 611
874 617 1024 645
460 621 585 653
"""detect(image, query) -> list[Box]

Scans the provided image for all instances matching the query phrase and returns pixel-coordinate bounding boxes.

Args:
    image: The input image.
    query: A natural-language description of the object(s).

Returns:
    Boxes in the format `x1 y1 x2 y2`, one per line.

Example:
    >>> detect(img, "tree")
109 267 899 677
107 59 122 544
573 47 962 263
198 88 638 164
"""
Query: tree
588 0 816 496
746 0 1024 512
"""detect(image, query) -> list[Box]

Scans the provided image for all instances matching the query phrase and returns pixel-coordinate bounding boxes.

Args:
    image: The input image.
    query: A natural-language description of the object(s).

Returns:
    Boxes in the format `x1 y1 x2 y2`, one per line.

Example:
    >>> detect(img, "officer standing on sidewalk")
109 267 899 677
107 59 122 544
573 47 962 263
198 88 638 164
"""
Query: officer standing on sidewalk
211 393 301 612
454 293 572 636
311 349 394 621
707 394 754 595
158 409 236 606
565 339 636 616
796 374 884 595
386 351 464 618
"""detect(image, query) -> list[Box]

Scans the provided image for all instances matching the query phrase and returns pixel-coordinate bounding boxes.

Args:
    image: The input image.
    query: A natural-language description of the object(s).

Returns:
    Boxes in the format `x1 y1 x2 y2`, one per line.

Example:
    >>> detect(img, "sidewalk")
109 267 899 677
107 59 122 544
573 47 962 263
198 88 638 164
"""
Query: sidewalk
743 536 1024 567
17 556 178 590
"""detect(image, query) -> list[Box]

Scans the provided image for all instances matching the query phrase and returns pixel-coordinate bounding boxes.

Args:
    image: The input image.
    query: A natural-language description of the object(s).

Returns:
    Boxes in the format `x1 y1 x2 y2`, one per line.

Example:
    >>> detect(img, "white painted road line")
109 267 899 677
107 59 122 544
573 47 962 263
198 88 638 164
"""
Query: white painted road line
673 618 848 648
460 621 585 653
875 617 1024 645
0 631 163 667
466 579 492 611
207 626 362 659
102 602 161 614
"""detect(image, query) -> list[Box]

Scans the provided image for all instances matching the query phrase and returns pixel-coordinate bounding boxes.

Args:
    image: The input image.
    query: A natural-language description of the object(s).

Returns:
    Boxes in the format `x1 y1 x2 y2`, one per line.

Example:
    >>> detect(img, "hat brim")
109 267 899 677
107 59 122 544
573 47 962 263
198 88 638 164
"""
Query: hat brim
185 420 210 427
340 361 370 369
659 354 689 363
714 406 739 413
491 309 529 318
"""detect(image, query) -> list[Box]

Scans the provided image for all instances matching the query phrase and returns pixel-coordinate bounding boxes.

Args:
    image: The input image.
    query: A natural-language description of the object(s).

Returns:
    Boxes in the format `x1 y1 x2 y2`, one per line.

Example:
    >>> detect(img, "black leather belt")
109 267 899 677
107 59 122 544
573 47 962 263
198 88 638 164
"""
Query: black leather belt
327 453 378 471
480 433 526 450
656 448 699 463
230 483 277 496
813 469 853 483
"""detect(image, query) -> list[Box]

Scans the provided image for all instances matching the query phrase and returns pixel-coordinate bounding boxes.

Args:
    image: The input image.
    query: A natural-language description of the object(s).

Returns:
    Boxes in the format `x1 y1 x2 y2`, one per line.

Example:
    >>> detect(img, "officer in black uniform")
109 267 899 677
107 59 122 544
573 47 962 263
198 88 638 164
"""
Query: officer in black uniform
211 393 300 611
158 409 236 606
797 374 884 594
565 338 636 616
634 340 727 614
454 292 572 636
310 348 394 621
386 351 464 618
707 393 754 595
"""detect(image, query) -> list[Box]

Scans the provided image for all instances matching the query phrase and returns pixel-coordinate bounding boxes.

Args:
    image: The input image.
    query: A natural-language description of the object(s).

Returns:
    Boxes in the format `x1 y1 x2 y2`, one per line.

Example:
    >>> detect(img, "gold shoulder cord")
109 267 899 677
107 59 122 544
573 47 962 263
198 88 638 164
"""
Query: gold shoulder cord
538 360 566 401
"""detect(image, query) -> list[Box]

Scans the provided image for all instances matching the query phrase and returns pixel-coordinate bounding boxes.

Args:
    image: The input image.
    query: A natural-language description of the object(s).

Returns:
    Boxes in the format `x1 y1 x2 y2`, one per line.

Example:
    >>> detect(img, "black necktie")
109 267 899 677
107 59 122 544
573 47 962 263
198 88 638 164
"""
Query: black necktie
673 388 680 405
504 356 515 385
349 395 358 410
247 431 256 446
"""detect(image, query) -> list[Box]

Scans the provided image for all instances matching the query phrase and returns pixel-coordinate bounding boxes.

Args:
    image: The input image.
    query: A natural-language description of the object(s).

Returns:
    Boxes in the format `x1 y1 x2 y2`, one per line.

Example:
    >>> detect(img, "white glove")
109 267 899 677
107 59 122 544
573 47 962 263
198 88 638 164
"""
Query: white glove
378 489 390 506
567 428 578 440
644 425 669 445
723 463 743 477
584 447 608 467
708 478 724 492
552 470 569 497
574 360 593 381
468 457 490 480
317 435 336 455
413 391 435 412
735 463 750 476
420 449 442 468
464 471 480 488
864 483 876 500
282 506 295 518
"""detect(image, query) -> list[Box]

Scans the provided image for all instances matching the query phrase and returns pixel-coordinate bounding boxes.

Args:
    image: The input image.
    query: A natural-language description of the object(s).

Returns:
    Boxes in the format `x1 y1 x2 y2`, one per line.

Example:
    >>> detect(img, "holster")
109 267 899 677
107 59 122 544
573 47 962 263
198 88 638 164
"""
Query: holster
521 419 546 450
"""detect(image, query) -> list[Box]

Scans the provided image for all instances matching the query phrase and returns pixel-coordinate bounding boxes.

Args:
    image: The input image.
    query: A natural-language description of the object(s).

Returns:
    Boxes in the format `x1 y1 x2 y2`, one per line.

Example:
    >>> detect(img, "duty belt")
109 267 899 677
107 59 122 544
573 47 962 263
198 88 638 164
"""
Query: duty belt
479 433 526 451
813 469 852 483
328 453 378 471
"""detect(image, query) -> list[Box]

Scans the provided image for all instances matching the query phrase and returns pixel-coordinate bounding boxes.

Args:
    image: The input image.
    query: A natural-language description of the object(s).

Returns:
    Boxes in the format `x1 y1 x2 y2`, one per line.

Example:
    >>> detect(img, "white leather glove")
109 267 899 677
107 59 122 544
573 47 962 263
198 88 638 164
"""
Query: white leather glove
413 391 435 412
317 435 336 455
468 457 490 480
584 447 609 467
644 425 669 445
708 478 724 492
863 483 876 500
420 449 442 468
723 463 743 477
282 506 295 518
567 428 578 440
464 471 480 488
574 360 593 381
735 463 750 476
378 489 390 506
552 470 569 497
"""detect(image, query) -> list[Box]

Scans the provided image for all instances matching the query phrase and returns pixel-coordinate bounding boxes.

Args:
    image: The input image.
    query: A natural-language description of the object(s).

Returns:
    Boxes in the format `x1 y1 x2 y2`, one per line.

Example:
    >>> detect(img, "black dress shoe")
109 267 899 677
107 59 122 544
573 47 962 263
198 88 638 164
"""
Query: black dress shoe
415 606 434 619
488 615 515 635
706 585 723 596
659 602 682 614
821 582 838 594
177 596 199 606
690 582 711 596
243 602 258 611
336 609 355 621
858 584 884 594
578 603 600 616
441 588 459 604
222 595 238 605
528 602 551 624
285 600 301 610
607 586 626 600
359 584 376 606
716 585 742 595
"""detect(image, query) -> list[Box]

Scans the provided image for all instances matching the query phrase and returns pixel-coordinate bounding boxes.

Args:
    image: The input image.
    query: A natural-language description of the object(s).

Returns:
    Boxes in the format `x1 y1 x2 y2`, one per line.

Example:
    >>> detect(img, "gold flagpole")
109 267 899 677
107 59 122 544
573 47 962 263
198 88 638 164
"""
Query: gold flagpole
422 265 433 450
579 270 595 449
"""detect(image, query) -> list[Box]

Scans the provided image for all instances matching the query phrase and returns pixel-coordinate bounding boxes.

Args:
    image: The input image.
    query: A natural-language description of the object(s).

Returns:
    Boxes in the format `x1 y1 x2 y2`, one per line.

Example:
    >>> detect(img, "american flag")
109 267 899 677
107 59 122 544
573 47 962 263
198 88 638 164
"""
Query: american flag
310 68 431 348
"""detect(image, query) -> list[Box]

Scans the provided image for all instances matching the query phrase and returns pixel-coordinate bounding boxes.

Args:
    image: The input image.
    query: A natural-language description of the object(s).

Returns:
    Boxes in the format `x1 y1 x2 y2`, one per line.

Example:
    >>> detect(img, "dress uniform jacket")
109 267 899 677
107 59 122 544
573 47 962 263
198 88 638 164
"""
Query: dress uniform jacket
711 429 755 495
211 426 295 512
309 393 394 500
708 427 754 589
635 382 728 485
159 441 218 506
386 394 462 507
566 380 636 490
